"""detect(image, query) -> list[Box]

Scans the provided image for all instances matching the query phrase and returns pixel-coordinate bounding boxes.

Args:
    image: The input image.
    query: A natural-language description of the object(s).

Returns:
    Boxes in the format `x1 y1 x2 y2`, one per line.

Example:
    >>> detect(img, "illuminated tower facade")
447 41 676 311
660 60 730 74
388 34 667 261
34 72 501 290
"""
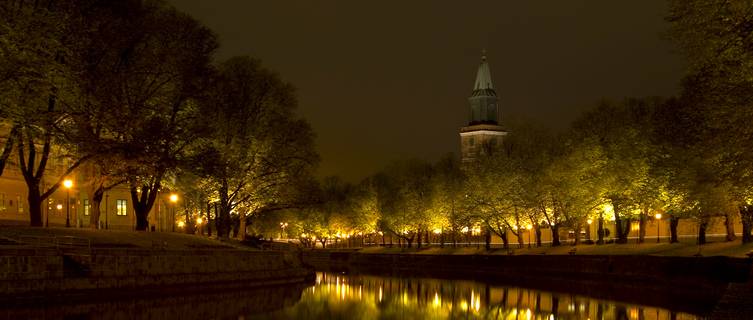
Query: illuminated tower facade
460 52 507 162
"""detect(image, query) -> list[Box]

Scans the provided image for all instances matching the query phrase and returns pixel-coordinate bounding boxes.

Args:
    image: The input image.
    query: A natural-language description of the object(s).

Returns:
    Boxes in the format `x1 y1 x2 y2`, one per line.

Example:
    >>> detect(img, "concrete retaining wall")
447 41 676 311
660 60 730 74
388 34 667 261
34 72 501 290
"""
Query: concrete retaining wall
0 248 312 299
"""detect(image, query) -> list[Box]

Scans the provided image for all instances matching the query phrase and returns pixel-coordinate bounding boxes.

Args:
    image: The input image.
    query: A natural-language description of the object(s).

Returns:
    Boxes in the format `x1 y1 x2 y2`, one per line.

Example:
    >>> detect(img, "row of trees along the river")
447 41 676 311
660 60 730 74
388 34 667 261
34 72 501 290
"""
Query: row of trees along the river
269 0 753 248
2 0 753 245
0 0 318 236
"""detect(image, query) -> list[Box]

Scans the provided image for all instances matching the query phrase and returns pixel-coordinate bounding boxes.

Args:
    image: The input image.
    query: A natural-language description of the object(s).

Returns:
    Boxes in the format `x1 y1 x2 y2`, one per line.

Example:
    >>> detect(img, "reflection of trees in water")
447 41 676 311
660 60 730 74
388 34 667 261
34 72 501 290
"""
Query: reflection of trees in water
0 284 307 320
282 272 698 320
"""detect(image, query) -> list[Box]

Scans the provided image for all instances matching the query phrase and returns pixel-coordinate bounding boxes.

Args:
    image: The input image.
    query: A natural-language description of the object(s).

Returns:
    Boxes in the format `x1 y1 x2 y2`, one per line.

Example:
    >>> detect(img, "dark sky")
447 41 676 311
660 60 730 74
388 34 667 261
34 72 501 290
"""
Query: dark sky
167 0 686 182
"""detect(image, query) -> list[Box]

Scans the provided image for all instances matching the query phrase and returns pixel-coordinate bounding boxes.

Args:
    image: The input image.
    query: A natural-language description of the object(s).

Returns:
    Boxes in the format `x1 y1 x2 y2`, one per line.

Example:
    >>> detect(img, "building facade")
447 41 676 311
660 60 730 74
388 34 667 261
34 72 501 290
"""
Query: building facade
459 52 507 162
0 124 178 230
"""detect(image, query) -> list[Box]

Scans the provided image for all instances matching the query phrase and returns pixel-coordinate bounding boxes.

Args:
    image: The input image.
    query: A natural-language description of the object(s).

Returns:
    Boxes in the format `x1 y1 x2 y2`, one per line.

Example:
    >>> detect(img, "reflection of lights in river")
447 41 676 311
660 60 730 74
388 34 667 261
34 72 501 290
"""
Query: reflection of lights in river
299 272 695 320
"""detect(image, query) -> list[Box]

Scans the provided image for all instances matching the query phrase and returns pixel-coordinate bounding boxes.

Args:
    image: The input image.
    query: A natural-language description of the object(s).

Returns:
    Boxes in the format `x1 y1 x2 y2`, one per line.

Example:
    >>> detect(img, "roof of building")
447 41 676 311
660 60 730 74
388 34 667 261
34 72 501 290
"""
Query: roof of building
472 52 495 95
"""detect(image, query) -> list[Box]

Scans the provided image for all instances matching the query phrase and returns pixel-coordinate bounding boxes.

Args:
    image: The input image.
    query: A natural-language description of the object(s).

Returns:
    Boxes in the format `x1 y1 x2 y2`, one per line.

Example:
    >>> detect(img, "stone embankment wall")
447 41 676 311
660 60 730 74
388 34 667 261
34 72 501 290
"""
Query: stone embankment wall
0 247 312 299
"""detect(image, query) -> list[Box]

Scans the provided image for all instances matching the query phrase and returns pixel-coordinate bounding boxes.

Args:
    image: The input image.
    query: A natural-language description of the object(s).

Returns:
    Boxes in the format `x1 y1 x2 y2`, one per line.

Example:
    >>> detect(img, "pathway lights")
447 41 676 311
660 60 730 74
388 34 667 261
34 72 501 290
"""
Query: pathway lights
655 213 662 243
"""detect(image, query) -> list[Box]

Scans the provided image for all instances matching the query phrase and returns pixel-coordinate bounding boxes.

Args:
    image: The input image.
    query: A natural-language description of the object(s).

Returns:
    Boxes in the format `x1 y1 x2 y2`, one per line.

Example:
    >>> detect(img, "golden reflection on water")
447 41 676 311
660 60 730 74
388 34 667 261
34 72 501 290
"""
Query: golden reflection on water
261 272 700 320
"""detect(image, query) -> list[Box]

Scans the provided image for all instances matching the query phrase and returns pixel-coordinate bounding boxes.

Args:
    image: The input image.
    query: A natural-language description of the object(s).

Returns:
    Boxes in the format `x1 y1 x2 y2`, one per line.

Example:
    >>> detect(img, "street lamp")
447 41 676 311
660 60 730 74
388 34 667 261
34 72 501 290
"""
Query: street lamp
196 217 204 235
169 193 178 232
280 222 288 239
655 213 662 243
63 179 73 228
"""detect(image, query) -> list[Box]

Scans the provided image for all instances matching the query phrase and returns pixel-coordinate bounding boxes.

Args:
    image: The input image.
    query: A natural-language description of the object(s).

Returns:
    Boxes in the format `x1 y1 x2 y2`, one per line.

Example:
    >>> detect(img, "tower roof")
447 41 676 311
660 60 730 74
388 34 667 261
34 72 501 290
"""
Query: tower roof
472 51 496 97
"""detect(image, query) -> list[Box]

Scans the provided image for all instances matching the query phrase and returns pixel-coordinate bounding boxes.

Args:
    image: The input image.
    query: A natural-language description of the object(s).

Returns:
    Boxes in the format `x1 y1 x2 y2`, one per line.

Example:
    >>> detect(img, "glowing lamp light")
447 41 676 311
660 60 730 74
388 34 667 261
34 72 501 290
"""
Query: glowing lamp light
525 224 532 230
177 221 185 228
655 213 662 220
169 194 178 203
56 204 63 210
63 179 73 189
587 219 593 225
196 217 203 225
433 229 441 234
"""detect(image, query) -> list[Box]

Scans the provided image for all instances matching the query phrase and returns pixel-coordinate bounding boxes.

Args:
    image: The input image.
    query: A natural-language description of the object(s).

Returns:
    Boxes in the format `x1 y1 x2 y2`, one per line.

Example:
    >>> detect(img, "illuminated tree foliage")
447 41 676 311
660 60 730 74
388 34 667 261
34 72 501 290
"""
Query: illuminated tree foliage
667 0 753 242
194 56 317 238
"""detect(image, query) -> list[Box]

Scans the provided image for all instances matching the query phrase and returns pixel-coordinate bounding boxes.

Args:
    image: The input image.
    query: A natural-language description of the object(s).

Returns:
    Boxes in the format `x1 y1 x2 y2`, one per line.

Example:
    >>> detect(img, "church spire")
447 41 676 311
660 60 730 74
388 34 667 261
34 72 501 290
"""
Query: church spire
473 50 494 92
467 50 499 125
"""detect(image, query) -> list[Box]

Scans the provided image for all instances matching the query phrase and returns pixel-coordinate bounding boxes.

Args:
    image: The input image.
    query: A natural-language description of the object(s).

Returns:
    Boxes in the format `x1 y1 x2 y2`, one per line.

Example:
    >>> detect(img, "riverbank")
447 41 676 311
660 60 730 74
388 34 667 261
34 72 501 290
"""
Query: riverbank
354 239 753 257
0 227 313 301
303 249 751 316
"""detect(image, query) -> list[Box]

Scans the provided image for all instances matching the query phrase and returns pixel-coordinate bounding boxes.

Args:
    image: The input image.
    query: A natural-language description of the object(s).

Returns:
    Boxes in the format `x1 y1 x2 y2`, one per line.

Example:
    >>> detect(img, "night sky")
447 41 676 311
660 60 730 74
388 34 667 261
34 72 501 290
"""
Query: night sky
167 0 686 182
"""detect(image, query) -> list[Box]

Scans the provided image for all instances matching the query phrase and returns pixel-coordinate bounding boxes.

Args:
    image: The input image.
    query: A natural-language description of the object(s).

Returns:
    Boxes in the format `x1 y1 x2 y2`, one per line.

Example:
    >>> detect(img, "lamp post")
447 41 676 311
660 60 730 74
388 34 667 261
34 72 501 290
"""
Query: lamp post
169 193 178 232
280 222 288 239
63 179 73 228
655 213 662 243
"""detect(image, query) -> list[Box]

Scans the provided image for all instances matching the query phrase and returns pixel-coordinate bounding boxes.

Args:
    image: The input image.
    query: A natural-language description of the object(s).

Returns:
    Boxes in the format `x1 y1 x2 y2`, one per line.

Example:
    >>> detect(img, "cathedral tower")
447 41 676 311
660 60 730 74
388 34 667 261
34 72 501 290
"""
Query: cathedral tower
460 52 507 162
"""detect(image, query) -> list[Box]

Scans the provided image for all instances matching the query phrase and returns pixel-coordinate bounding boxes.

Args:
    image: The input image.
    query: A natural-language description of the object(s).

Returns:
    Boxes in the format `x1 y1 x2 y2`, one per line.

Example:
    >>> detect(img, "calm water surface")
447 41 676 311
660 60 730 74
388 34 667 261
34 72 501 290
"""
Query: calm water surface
1 272 703 319
255 272 701 320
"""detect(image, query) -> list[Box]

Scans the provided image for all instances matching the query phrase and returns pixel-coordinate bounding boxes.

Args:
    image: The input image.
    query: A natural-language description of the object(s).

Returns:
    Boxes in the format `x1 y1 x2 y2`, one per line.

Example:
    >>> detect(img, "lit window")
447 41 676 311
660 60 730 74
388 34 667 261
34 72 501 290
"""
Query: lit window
83 199 90 216
116 199 127 216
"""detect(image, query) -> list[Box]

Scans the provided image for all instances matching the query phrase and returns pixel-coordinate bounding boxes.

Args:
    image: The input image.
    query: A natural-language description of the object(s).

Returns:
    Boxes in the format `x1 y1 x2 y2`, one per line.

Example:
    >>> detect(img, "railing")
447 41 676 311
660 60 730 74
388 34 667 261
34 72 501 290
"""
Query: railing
18 235 91 253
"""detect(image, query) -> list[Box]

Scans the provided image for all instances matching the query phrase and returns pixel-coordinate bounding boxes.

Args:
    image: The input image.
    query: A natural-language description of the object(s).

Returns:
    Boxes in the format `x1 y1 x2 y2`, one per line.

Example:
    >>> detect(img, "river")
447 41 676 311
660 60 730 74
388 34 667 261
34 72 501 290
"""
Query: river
2 271 706 319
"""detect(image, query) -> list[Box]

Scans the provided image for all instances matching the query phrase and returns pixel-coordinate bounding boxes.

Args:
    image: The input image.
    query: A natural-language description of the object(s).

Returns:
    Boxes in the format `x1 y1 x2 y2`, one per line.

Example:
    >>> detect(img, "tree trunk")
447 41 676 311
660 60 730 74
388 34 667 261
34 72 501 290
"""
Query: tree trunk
215 181 231 237
27 186 43 227
551 225 560 246
535 225 542 247
698 220 708 245
88 187 104 229
238 215 247 240
638 212 647 243
669 215 679 243
597 215 604 244
725 210 737 241
612 200 629 244
406 236 413 248
417 230 422 249
130 180 161 231
516 231 524 248
741 206 753 244
484 228 491 251
501 229 509 249
574 222 582 245
206 202 212 237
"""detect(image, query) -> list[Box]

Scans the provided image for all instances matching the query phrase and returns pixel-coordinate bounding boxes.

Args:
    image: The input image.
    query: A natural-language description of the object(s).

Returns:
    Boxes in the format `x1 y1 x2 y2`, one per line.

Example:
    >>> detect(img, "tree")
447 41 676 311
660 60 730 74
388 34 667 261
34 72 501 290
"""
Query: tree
0 1 98 226
195 56 317 238
571 99 660 243
91 1 217 231
667 0 753 243
431 154 466 248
